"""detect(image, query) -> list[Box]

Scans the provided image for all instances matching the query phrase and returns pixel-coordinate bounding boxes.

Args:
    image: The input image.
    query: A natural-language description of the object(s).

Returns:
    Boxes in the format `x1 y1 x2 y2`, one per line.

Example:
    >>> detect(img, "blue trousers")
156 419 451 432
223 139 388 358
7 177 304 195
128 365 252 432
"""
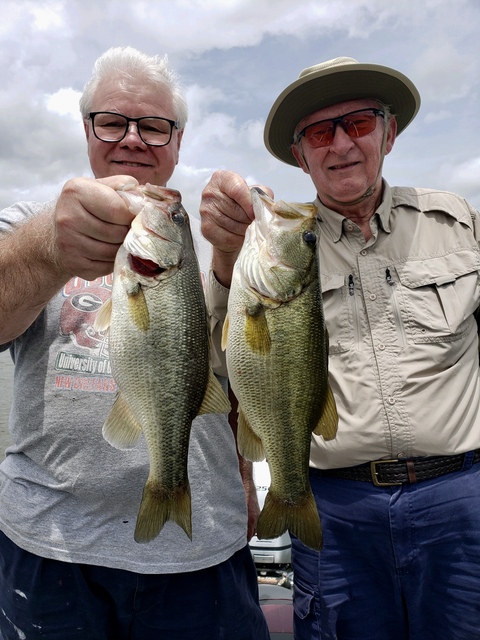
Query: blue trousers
0 535 269 640
292 464 480 640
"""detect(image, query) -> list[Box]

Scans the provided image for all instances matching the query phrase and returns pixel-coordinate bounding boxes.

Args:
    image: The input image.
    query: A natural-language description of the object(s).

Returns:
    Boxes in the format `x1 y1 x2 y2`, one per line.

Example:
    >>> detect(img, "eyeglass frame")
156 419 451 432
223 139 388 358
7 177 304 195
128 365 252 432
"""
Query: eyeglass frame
88 111 180 147
293 108 386 148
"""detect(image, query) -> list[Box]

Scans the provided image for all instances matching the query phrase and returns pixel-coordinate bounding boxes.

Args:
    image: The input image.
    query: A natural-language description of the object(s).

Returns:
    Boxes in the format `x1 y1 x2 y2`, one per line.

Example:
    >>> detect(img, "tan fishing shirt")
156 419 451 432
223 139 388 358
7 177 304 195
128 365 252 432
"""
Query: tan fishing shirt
206 182 480 469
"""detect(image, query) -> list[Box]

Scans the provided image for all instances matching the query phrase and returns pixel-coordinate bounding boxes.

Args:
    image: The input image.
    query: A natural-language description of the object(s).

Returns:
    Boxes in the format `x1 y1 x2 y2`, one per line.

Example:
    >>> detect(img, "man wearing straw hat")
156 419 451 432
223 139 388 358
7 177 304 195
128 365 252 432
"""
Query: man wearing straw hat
200 57 480 639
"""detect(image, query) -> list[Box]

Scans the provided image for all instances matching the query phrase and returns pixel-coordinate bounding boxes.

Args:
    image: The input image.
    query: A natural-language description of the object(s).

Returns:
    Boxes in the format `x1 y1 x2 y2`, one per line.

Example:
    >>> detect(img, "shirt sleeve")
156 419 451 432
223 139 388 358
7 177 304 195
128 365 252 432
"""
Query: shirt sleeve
205 268 229 377
466 200 480 248
0 200 54 233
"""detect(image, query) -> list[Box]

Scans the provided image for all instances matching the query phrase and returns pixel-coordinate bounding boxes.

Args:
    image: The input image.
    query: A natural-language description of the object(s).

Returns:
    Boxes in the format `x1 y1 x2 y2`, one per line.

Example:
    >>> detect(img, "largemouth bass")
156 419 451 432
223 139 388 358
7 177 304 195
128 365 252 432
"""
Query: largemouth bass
95 183 230 543
222 187 338 550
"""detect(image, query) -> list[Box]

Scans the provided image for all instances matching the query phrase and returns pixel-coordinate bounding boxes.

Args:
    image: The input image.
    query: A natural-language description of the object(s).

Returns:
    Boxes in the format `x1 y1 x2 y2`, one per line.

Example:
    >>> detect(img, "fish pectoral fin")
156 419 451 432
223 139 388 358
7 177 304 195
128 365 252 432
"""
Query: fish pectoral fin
313 385 338 441
134 480 192 543
237 409 265 461
256 490 323 551
245 310 271 355
102 393 143 450
128 287 150 331
221 314 230 351
93 297 113 332
197 368 231 415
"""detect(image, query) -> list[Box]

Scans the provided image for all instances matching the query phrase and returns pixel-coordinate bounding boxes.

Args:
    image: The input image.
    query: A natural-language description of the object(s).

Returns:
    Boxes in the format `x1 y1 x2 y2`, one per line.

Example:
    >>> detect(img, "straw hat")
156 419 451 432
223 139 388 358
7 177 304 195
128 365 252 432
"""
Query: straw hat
264 56 421 166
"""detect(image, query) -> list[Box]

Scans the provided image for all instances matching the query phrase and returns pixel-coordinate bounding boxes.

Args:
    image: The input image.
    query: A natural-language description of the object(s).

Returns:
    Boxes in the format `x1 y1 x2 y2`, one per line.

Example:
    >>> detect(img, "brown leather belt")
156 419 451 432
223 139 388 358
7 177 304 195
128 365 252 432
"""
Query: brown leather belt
312 450 480 486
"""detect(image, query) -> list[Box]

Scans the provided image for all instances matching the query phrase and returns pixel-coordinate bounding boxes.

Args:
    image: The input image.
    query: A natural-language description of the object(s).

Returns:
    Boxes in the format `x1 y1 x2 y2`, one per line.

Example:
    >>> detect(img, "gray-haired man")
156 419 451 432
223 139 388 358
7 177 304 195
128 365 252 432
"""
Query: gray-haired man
200 57 480 640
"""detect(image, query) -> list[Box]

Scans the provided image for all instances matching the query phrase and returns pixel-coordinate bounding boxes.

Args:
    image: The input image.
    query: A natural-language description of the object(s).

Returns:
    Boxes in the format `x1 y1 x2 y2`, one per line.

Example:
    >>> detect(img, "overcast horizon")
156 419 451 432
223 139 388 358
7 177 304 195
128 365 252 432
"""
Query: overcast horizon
1 0 479 219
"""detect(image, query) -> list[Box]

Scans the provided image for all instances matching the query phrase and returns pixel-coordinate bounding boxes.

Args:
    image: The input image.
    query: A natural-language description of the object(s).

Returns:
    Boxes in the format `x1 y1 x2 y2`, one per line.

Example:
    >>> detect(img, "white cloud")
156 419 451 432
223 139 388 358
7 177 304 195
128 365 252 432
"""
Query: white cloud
46 88 83 119
423 110 451 124
31 2 66 30
437 156 480 202
0 0 478 215
413 42 476 104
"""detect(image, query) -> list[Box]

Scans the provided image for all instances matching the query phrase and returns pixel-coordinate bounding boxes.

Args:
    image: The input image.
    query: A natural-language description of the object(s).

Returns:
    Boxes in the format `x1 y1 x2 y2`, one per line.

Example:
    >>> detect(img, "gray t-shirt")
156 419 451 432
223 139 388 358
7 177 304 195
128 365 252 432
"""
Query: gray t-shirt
0 200 247 573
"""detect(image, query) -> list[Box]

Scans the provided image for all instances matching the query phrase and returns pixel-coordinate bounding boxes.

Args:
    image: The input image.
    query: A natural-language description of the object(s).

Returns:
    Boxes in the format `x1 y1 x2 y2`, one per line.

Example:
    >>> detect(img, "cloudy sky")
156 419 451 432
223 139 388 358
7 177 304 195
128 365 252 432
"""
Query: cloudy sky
1 0 479 220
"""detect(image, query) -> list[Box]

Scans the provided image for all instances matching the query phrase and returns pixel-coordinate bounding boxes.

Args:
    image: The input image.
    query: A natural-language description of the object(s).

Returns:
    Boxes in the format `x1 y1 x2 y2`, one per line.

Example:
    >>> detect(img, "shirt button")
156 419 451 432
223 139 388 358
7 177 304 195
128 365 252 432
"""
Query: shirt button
370 293 377 301
347 224 354 231
378 343 385 350
388 397 396 405
398 452 406 459
360 250 367 256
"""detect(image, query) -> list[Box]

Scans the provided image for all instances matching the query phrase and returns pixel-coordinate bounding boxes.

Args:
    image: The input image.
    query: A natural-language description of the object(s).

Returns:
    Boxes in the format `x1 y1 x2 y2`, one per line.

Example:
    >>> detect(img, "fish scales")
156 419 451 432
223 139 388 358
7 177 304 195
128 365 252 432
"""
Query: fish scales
223 187 338 550
95 183 230 543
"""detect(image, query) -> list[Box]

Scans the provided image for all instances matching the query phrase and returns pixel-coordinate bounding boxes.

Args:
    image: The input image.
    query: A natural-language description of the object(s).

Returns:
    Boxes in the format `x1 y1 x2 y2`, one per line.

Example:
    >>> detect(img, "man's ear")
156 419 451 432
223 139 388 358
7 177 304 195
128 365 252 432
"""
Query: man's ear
174 128 184 165
291 143 310 174
385 116 397 155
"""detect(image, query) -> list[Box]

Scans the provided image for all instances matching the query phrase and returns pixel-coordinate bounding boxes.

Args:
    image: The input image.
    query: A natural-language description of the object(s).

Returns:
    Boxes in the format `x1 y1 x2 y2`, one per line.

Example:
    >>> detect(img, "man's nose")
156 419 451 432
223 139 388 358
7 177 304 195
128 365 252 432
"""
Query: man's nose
123 122 147 146
329 122 354 152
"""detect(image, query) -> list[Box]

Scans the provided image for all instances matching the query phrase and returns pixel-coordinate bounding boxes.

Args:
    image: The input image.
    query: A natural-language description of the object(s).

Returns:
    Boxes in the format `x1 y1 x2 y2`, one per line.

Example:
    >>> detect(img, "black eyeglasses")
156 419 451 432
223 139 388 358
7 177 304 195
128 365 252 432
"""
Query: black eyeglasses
294 108 385 149
89 112 179 147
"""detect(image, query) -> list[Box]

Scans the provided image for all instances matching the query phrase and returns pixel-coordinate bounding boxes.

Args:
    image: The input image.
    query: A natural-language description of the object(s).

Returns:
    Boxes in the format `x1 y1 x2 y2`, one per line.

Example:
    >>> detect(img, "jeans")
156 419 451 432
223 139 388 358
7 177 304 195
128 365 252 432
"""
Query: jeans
0 536 269 640
292 464 480 639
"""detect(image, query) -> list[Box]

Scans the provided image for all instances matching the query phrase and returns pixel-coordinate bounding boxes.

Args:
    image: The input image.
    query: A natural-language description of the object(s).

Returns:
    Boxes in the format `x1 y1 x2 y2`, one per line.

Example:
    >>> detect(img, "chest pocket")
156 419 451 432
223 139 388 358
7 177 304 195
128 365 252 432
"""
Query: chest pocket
321 273 357 354
394 250 480 342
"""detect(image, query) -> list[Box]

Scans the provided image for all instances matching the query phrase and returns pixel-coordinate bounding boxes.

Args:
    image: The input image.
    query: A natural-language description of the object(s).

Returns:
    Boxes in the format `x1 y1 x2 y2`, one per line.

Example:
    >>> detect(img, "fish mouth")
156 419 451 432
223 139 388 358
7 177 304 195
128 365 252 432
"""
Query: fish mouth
128 254 166 277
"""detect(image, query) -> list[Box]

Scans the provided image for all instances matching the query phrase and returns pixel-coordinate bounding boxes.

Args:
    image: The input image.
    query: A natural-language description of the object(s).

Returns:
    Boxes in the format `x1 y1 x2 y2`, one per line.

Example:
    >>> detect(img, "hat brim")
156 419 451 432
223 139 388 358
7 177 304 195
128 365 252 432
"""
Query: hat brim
264 63 421 166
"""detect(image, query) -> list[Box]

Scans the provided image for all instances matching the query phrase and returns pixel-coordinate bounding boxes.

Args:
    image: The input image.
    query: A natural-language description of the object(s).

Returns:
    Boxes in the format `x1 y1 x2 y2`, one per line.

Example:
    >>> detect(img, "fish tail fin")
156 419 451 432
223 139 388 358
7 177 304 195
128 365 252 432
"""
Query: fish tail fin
313 384 338 441
256 490 323 551
134 480 192 543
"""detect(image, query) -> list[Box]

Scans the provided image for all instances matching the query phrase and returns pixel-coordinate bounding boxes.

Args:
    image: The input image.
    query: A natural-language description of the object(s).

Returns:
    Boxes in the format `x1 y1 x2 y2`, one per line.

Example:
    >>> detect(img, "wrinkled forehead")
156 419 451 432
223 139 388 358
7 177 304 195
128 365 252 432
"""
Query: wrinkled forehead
295 98 384 133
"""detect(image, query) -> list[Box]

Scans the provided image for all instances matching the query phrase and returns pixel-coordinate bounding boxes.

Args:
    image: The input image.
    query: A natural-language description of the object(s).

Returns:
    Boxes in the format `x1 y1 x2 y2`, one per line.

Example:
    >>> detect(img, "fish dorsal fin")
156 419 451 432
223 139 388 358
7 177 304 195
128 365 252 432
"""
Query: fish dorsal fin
102 393 143 449
128 287 150 331
313 384 338 441
94 297 113 333
245 310 271 355
221 314 230 351
237 408 265 461
197 368 231 415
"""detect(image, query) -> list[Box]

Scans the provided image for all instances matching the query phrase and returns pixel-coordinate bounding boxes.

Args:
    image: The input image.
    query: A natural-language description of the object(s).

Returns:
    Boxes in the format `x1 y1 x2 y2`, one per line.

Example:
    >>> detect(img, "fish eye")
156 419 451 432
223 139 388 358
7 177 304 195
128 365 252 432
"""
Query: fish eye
303 230 317 246
171 206 185 225
172 212 184 224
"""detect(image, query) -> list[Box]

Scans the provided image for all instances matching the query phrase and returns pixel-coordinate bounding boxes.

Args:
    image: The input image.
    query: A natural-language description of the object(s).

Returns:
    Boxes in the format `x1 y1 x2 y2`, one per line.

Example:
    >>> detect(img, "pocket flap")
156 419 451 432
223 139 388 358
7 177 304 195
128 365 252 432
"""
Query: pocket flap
396 250 480 289
321 273 345 294
293 582 315 620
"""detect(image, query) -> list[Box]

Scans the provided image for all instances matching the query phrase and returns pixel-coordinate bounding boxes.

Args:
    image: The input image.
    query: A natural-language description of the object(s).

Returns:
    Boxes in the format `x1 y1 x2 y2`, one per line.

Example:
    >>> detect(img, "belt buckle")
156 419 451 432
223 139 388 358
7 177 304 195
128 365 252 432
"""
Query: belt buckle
370 459 403 486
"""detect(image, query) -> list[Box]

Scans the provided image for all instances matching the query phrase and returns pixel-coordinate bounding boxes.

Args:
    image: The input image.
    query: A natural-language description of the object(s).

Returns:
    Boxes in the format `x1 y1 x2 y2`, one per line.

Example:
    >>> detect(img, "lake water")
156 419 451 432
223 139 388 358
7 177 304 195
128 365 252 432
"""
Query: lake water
0 349 14 456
